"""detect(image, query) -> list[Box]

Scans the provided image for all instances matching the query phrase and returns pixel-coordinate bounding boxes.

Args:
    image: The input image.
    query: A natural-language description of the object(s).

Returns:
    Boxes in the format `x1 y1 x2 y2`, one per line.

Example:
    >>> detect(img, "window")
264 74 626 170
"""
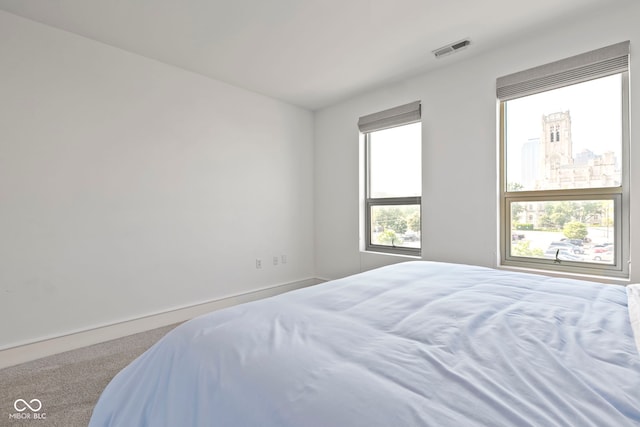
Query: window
498 41 630 277
359 102 422 256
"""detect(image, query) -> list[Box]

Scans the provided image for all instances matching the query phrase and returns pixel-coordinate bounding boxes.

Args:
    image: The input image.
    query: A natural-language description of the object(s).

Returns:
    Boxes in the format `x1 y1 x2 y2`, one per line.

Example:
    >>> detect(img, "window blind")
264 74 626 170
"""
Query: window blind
497 41 629 101
357 101 421 133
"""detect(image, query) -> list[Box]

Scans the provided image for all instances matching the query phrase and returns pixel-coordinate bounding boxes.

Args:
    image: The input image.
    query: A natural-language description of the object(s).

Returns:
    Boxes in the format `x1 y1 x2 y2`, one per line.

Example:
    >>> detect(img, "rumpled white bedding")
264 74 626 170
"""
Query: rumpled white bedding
90 261 640 426
628 284 640 355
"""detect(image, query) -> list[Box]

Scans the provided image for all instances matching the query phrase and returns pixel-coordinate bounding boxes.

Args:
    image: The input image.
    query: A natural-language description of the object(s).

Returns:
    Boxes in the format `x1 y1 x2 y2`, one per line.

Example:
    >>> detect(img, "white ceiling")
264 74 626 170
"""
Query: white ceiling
0 0 623 110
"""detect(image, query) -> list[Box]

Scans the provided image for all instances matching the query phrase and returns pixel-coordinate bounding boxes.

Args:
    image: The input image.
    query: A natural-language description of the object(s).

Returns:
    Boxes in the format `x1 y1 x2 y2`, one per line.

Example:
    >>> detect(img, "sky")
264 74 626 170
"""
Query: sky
369 122 421 198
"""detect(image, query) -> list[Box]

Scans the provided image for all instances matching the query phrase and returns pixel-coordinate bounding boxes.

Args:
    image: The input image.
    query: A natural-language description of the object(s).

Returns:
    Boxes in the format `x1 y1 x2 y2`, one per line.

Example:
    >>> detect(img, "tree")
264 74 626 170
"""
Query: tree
538 201 574 230
373 207 408 235
507 184 526 224
507 182 524 191
407 212 421 232
511 240 544 257
511 203 525 224
563 221 588 240
574 201 604 224
377 229 403 246
551 202 573 228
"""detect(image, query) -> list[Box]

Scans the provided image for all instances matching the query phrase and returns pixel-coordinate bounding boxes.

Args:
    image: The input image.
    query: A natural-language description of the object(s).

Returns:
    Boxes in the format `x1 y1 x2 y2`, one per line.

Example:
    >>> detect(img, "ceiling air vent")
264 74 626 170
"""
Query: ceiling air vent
433 38 471 58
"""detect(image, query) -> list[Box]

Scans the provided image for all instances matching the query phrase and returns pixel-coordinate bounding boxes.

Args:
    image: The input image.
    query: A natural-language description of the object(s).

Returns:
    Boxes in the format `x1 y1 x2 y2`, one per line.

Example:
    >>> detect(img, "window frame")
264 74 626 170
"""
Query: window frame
498 70 630 278
362 118 422 257
364 130 422 256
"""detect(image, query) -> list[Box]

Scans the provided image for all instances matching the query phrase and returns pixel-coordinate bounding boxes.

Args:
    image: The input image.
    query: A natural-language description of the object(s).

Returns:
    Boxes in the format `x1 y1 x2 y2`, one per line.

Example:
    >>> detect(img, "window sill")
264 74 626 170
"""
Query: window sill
497 263 630 286
361 250 422 260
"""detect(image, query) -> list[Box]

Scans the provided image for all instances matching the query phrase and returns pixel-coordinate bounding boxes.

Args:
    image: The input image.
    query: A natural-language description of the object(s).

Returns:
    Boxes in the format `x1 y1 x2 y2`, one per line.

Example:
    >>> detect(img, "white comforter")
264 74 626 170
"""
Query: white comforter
90 261 640 426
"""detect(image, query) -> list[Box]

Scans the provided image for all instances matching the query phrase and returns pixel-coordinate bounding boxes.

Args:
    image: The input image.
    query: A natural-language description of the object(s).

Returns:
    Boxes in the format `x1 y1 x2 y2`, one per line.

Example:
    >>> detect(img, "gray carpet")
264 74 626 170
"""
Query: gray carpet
0 323 180 427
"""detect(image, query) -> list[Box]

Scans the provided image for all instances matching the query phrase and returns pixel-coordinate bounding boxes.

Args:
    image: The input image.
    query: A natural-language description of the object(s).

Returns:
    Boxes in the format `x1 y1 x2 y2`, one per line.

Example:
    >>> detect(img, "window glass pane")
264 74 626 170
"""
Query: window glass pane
510 200 614 265
369 122 421 198
505 75 622 192
370 205 421 249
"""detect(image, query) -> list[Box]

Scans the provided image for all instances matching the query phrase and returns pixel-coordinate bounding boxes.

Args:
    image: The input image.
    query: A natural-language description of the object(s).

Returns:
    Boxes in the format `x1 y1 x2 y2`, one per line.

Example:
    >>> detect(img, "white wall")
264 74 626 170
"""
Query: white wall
0 11 315 349
315 1 640 281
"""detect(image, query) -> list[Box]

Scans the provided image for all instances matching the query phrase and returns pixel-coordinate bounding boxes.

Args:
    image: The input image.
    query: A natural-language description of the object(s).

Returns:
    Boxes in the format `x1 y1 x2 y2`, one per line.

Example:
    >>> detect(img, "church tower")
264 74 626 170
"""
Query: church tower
540 111 572 187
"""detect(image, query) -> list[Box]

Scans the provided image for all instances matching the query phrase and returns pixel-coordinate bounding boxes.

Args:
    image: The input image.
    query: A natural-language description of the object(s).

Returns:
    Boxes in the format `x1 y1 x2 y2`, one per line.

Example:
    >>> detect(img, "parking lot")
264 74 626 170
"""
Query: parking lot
512 227 614 263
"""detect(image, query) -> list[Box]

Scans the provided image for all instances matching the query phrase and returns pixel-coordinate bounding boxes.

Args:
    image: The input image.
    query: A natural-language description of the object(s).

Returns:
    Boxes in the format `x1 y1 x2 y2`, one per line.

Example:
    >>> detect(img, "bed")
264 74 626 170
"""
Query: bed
89 261 640 426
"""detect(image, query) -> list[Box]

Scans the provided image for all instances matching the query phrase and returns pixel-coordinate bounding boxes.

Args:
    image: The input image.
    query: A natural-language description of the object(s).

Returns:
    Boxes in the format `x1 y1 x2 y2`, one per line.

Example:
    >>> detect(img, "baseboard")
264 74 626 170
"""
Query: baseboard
0 277 323 369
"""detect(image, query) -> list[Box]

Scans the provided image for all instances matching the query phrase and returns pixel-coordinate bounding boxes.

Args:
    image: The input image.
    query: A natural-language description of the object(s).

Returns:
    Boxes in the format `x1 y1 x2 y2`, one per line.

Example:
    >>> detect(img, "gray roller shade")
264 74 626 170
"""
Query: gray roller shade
358 101 421 133
497 41 629 101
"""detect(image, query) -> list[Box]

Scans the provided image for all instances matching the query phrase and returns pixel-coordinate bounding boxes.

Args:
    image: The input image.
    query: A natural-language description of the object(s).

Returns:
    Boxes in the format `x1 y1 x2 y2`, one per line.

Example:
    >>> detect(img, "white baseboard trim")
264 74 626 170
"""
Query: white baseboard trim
0 277 323 369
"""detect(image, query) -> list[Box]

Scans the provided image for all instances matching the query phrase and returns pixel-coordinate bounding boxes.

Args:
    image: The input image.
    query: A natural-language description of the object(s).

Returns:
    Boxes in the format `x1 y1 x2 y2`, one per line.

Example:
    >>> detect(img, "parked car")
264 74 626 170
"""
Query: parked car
588 244 613 262
548 241 584 254
512 233 525 241
403 231 419 242
543 248 584 261
560 238 584 246
593 244 614 254
592 253 613 262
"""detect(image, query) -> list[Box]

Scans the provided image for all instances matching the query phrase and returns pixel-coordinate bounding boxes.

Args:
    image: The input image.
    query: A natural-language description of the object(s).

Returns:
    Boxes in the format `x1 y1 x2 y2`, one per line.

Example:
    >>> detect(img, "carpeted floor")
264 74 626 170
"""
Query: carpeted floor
0 323 179 427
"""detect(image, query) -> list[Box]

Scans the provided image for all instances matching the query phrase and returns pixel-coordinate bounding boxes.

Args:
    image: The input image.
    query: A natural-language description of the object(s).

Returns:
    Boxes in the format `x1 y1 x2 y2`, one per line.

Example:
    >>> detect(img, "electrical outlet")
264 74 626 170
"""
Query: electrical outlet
256 259 262 269
281 254 287 264
273 256 279 266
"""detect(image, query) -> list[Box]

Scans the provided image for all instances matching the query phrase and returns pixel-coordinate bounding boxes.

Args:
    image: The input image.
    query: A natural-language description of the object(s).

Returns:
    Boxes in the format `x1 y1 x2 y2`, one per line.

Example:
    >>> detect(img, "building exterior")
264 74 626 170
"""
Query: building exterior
521 137 539 190
515 111 619 228
538 111 619 190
